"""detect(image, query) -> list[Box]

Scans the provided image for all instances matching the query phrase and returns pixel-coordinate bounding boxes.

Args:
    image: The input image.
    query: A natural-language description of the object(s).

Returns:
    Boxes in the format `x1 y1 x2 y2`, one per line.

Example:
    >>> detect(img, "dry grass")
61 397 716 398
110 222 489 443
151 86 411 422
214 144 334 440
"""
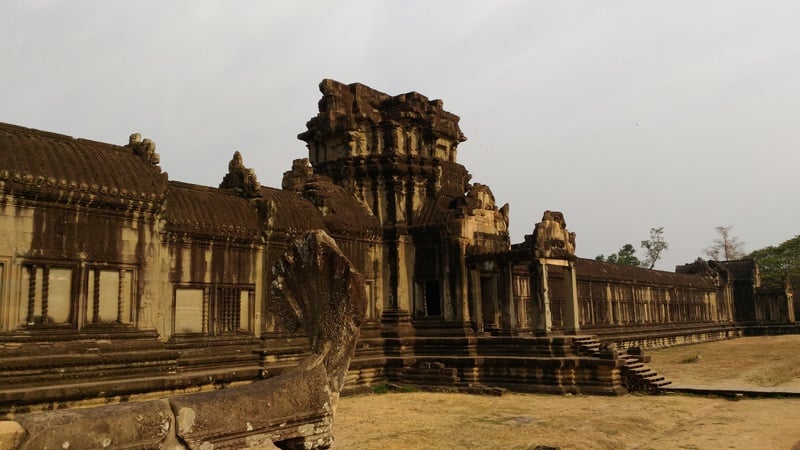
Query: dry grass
333 336 800 450
647 335 800 388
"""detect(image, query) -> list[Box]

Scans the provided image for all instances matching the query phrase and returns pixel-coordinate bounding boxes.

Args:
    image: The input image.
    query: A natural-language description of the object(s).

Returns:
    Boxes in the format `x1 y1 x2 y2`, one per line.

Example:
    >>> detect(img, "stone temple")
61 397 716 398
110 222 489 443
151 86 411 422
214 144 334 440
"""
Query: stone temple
0 79 797 418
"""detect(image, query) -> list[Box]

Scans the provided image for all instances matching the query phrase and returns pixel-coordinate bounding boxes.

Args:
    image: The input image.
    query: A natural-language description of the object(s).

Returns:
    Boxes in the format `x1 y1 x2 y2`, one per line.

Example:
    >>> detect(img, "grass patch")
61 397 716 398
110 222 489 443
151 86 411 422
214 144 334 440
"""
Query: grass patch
370 382 418 394
371 382 390 394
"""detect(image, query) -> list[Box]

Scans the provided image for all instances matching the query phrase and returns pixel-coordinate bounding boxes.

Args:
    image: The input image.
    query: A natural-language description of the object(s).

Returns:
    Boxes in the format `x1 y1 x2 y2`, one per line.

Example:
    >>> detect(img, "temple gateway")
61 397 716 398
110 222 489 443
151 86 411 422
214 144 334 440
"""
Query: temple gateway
0 80 797 414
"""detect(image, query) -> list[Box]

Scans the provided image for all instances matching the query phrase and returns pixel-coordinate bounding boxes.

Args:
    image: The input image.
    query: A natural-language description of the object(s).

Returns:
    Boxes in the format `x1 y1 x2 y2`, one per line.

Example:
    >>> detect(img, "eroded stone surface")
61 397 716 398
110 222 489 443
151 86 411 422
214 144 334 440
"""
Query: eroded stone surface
530 210 576 259
14 400 173 450
0 421 26 449
271 230 367 396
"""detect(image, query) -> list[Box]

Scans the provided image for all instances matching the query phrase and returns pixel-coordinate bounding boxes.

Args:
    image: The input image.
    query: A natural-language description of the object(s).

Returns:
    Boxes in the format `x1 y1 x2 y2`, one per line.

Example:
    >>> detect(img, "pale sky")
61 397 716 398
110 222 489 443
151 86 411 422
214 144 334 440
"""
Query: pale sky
2 1 798 270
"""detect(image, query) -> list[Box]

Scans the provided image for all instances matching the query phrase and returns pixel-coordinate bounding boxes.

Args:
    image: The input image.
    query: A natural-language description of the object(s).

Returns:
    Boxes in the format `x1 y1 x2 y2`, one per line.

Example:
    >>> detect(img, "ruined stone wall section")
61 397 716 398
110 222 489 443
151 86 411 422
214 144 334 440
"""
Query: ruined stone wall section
452 183 510 254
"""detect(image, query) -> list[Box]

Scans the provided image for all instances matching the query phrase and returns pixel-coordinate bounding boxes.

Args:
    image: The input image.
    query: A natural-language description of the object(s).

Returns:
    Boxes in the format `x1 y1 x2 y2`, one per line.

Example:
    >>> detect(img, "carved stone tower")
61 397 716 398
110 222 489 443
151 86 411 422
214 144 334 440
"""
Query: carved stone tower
297 79 468 226
297 80 508 337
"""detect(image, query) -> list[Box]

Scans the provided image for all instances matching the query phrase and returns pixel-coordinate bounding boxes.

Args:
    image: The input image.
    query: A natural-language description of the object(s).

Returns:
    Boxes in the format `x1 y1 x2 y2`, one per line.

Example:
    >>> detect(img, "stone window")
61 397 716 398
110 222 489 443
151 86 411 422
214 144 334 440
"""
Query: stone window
86 268 135 324
173 285 253 336
19 265 73 326
513 273 531 328
175 288 205 334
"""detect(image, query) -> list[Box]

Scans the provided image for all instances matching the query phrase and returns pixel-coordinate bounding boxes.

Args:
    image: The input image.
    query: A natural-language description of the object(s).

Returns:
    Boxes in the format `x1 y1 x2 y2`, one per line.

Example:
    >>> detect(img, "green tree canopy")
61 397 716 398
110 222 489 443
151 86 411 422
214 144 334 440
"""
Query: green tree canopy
749 235 800 289
596 244 642 266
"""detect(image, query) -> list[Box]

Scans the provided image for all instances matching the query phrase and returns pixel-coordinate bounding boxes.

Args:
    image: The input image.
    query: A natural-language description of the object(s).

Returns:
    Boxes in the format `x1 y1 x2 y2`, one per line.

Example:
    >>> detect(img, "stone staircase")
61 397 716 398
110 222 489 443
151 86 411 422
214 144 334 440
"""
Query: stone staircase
573 335 671 394
619 350 671 393
572 335 602 356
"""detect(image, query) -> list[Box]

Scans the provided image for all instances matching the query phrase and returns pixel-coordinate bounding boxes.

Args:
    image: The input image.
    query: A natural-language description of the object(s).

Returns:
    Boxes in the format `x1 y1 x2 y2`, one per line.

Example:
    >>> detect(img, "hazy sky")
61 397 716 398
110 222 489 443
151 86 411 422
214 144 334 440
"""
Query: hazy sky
2 1 798 270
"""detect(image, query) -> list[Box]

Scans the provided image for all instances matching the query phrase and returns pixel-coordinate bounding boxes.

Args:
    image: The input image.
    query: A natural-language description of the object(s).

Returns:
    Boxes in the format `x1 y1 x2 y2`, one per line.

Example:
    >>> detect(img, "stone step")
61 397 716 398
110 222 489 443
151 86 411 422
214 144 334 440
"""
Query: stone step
398 375 461 384
642 373 664 381
0 365 264 415
0 348 180 387
177 354 262 370
166 338 262 351
0 361 179 387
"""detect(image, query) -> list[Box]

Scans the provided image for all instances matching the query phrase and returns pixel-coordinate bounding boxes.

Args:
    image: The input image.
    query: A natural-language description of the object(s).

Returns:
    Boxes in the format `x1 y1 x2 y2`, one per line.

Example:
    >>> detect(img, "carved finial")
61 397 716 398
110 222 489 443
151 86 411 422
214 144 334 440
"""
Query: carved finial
229 151 245 172
126 134 160 166
220 151 261 198
282 158 314 192
530 210 576 259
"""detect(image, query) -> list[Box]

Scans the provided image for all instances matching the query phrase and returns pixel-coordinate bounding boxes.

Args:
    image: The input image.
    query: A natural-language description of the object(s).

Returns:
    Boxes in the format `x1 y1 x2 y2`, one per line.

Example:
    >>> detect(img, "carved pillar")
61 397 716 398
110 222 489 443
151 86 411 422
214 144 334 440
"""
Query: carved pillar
202 288 210 334
664 290 672 323
532 260 552 336
41 266 50 325
372 175 386 223
785 286 796 323
395 234 413 312
499 261 517 335
92 269 101 323
118 269 126 323
470 269 483 333
381 232 414 335
392 176 406 223
458 240 470 323
27 265 36 325
516 273 529 331
561 262 580 334
605 283 614 324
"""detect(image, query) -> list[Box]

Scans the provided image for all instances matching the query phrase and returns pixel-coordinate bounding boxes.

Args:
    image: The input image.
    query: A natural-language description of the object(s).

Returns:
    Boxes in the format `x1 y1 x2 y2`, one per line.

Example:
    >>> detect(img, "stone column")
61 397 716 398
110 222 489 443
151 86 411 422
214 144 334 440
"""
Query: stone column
458 240 470 323
396 234 414 312
532 260 552 336
499 261 517 335
561 261 581 334
470 269 484 333
516 272 529 331
605 283 614 325
785 286 796 323
381 233 414 337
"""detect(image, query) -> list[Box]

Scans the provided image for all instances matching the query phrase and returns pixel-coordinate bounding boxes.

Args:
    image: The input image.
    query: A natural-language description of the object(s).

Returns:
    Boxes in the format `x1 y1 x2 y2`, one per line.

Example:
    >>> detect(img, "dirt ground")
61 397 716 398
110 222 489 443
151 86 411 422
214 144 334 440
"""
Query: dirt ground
647 334 800 388
333 336 800 450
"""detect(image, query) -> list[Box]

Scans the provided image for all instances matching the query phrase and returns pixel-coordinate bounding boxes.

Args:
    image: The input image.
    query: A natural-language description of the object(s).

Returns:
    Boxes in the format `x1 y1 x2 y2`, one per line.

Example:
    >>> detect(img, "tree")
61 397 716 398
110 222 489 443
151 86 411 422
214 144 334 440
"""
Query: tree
640 227 668 269
596 244 642 266
749 235 800 289
704 226 745 261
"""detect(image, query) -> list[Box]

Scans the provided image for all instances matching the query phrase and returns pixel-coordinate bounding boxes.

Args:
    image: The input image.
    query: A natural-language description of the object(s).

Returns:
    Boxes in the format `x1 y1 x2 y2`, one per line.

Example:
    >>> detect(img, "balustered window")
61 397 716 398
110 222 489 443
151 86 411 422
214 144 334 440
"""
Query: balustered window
19 264 73 326
86 268 134 324
513 273 531 328
173 285 253 336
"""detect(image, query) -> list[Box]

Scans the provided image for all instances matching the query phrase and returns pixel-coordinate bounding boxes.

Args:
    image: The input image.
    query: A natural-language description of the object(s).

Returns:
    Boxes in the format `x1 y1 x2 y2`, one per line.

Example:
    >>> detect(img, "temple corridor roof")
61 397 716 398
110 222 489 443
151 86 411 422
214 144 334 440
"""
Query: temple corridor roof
0 122 168 203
